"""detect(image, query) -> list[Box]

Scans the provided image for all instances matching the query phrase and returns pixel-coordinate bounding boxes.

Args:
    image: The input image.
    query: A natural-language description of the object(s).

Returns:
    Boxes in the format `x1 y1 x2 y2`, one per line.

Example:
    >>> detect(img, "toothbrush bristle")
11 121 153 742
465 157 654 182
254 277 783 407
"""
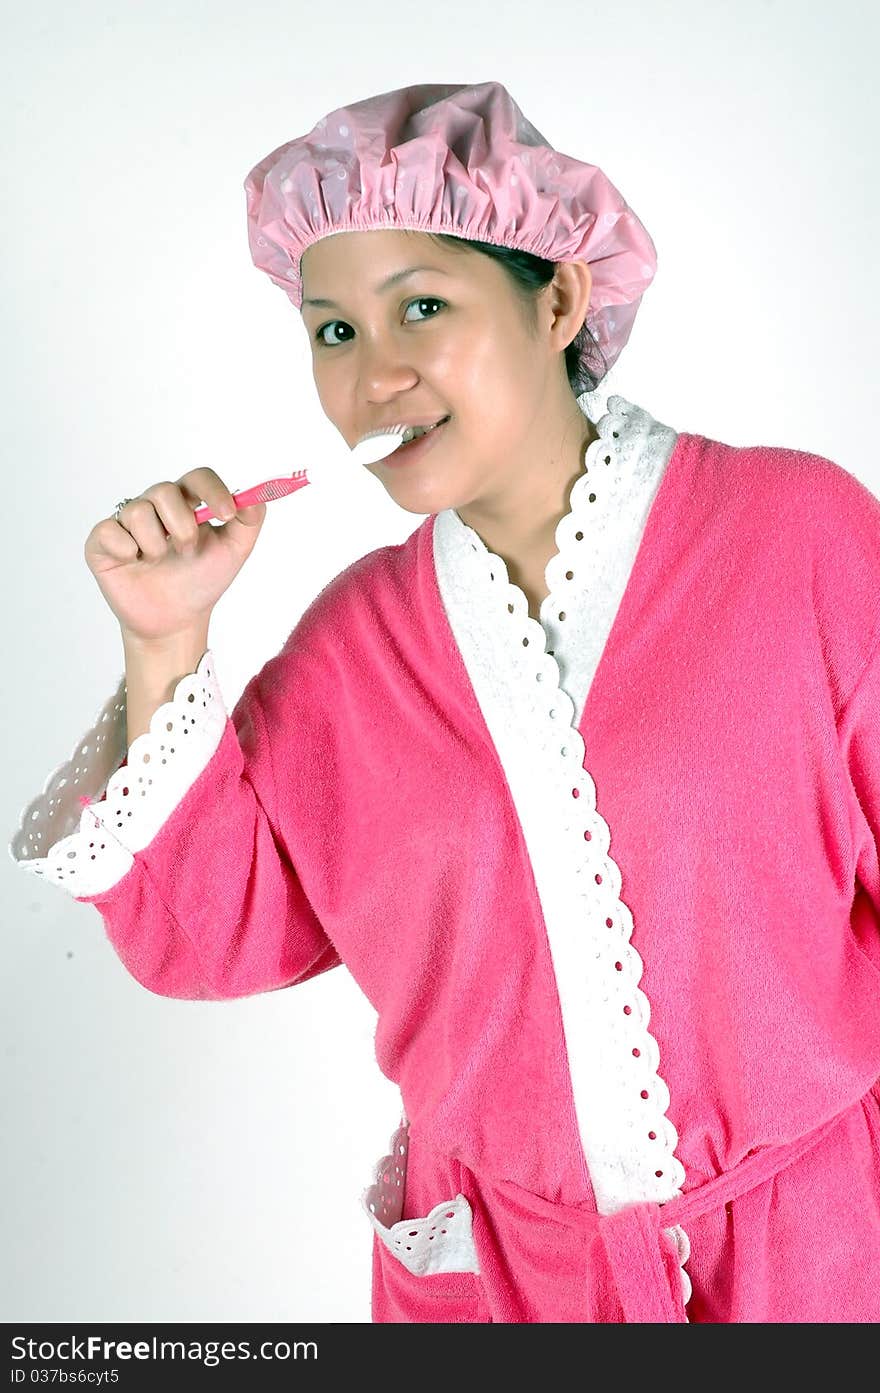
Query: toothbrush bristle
360 424 408 441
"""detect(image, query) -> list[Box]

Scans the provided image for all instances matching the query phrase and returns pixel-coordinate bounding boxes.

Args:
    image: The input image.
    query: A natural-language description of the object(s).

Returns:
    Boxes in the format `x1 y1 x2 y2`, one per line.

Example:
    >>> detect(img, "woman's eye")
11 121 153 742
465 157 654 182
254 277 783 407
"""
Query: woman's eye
403 296 445 323
315 297 445 347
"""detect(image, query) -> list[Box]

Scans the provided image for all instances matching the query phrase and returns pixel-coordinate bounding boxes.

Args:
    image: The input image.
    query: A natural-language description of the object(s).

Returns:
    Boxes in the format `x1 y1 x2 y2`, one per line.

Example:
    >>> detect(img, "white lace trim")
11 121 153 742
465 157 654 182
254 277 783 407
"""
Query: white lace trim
432 393 692 1310
8 650 227 897
537 395 680 729
361 1117 481 1277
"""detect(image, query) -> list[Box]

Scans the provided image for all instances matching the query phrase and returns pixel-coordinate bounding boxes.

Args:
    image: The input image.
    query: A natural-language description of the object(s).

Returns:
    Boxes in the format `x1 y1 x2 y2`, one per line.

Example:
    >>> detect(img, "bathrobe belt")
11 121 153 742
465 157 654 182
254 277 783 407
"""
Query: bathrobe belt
480 1101 854 1321
600 1106 849 1321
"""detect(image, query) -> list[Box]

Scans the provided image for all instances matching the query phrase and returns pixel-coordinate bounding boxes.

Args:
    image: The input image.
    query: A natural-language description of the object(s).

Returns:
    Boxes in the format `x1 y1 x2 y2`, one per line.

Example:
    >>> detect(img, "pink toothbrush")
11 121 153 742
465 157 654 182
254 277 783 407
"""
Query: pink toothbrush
192 470 311 524
190 422 423 524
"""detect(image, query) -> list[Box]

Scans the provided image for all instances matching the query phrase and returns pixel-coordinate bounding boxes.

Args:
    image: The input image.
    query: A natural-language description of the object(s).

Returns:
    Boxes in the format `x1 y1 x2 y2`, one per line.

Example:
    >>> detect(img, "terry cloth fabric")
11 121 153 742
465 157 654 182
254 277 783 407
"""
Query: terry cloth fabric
9 392 880 1322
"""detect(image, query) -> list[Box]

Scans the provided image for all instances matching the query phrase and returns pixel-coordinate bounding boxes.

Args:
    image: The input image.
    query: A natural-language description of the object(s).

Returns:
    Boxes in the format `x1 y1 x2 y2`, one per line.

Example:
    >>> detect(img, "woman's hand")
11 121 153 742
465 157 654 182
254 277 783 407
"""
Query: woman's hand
84 468 266 645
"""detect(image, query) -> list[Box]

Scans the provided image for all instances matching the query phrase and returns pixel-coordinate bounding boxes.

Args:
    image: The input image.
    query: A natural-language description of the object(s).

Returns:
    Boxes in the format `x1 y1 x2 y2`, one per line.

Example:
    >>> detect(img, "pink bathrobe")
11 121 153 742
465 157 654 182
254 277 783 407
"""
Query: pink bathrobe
10 394 880 1322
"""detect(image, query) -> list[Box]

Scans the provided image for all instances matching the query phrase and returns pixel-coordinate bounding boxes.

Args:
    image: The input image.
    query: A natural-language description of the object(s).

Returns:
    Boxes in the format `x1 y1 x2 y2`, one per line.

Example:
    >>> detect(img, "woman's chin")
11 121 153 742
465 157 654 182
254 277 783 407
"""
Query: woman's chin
375 472 465 516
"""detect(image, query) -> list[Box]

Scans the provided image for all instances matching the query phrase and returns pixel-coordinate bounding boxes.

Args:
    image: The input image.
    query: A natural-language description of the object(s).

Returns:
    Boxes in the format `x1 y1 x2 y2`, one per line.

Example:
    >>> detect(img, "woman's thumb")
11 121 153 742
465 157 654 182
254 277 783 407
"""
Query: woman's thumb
230 501 267 527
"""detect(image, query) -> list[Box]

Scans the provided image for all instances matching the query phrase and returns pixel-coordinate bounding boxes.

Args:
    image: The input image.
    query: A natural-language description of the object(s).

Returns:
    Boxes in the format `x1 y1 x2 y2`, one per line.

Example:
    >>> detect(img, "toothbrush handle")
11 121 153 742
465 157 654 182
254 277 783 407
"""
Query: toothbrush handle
193 482 266 525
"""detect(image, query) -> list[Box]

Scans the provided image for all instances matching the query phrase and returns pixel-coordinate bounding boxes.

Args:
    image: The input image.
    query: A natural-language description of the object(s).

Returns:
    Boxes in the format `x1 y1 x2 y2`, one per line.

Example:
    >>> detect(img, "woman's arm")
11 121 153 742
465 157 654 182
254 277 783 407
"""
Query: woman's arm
9 643 343 1000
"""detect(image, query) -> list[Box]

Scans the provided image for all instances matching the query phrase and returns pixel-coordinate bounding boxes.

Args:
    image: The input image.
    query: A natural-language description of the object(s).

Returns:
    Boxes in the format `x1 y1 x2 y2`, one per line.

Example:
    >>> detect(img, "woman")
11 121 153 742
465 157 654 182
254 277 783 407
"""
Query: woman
10 80 880 1323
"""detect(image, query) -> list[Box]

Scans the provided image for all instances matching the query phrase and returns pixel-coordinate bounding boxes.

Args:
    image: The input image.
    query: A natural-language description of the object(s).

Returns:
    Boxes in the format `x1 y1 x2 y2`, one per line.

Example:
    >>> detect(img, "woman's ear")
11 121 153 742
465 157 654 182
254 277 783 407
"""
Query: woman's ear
547 261 593 351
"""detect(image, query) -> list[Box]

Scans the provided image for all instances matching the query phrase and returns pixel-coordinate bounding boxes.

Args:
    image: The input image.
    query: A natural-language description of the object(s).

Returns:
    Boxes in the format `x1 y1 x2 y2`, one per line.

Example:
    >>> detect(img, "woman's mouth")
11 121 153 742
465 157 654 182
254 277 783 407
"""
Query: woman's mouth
384 415 451 464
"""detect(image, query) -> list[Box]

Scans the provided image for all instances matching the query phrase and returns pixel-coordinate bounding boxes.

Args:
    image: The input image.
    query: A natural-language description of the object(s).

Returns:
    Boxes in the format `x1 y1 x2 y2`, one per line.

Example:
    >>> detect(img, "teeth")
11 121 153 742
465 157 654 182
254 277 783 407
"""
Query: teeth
403 418 446 443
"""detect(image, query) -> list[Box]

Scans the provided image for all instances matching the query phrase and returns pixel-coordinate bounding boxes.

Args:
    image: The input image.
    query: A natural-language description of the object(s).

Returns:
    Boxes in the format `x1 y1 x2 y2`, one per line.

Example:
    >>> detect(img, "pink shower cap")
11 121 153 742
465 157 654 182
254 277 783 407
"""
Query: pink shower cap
243 79 658 380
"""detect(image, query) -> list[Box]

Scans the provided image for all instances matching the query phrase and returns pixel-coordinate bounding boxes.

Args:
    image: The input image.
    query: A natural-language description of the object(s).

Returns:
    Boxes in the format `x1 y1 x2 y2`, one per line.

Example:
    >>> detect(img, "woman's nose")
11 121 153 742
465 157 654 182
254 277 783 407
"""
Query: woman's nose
357 334 421 391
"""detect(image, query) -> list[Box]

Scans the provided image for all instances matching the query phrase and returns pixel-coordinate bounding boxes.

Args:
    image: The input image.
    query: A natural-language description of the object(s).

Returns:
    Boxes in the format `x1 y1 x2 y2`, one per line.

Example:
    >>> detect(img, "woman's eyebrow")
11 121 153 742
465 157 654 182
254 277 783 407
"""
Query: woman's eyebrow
302 264 452 309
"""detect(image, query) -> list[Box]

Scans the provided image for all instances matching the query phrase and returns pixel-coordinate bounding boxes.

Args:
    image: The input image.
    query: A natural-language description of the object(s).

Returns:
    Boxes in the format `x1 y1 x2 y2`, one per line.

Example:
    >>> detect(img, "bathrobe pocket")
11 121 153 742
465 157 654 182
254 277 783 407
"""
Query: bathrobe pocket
362 1116 491 1322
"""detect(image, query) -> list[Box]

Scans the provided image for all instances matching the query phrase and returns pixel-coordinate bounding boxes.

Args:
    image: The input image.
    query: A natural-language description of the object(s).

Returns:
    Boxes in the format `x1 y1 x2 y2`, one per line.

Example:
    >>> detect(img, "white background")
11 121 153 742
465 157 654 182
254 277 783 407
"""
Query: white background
2 0 878 1322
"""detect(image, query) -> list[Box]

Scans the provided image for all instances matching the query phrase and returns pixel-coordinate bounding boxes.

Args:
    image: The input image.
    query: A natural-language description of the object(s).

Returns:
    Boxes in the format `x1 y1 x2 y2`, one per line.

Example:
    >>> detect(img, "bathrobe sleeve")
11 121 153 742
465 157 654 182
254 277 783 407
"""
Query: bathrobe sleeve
810 457 880 939
839 628 880 931
8 646 343 1000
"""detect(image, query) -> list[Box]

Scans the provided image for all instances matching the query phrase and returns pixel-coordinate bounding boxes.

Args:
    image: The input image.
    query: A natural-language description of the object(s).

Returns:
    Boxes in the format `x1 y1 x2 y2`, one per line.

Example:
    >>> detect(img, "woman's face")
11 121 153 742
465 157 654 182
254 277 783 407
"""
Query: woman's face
299 229 589 520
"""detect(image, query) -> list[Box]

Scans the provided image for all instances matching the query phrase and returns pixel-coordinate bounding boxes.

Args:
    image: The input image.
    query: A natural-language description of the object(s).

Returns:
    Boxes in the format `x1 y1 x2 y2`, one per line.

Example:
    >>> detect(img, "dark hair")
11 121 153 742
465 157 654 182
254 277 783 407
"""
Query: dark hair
412 231 607 397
